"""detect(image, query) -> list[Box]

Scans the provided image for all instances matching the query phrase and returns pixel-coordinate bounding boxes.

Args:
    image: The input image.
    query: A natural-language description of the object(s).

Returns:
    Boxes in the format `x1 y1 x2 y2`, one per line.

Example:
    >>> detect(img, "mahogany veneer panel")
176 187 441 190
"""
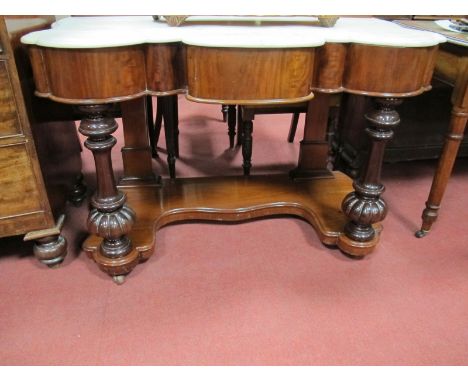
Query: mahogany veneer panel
186 46 316 104
0 61 22 137
43 47 147 101
0 144 47 236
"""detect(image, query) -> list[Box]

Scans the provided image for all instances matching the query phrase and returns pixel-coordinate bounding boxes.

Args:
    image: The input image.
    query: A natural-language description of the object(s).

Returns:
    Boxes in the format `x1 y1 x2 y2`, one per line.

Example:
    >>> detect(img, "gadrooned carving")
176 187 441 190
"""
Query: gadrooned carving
87 204 136 240
342 191 387 225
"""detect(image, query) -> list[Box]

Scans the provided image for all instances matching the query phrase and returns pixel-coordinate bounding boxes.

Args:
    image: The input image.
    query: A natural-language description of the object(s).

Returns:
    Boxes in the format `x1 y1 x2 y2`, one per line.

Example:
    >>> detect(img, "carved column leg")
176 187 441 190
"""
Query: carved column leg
78 104 137 283
337 97 401 257
227 105 236 148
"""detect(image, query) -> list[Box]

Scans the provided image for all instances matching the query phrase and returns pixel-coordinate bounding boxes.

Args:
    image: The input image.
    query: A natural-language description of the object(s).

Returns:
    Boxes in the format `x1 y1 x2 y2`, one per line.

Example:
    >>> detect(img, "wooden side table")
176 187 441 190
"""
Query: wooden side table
22 17 443 283
393 20 468 237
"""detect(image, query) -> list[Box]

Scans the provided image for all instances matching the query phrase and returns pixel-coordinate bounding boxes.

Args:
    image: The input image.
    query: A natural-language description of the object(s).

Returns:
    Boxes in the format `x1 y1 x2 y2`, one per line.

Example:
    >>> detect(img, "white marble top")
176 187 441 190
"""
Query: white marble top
21 16 446 49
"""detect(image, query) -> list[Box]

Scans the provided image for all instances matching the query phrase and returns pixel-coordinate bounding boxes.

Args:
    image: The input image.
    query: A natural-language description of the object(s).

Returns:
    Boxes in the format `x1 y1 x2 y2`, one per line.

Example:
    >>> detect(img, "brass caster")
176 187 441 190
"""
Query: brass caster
47 263 62 270
415 229 429 238
112 275 126 285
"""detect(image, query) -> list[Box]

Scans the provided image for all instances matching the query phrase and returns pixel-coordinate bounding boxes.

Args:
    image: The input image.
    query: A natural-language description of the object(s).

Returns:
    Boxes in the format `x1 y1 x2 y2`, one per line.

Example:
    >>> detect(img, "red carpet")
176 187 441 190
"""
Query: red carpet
0 97 467 365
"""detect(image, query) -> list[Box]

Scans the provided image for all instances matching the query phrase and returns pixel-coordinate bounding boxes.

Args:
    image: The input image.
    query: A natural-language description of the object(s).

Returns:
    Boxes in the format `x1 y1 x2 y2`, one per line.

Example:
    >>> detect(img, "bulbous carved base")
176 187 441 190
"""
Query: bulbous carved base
342 190 387 242
33 235 67 268
87 204 136 258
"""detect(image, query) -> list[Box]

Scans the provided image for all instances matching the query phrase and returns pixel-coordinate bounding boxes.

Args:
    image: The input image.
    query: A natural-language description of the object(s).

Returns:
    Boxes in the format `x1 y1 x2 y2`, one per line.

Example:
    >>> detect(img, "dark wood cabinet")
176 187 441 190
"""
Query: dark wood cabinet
332 81 468 178
0 17 85 266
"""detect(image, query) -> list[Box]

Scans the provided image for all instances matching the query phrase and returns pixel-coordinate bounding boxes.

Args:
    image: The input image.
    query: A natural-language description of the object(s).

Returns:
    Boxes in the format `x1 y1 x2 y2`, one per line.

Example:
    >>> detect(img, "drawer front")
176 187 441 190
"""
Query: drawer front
0 143 43 219
0 60 22 137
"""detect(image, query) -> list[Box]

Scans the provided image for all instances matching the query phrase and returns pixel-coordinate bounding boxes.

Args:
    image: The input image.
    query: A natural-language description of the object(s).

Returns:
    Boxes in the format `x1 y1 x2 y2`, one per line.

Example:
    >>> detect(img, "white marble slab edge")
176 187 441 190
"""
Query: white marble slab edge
21 16 446 49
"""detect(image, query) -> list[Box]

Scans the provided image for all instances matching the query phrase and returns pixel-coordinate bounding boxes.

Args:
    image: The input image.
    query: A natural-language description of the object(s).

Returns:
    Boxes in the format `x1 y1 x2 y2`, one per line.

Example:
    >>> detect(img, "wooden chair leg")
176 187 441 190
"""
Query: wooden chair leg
172 94 180 158
146 95 158 158
288 112 300 142
415 61 468 238
227 105 236 148
160 96 177 179
240 107 254 176
236 105 243 146
222 105 229 122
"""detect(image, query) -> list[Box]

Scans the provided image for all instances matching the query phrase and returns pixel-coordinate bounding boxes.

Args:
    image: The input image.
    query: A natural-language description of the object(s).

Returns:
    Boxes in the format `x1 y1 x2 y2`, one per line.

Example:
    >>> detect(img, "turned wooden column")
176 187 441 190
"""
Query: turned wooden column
338 97 401 256
78 104 137 283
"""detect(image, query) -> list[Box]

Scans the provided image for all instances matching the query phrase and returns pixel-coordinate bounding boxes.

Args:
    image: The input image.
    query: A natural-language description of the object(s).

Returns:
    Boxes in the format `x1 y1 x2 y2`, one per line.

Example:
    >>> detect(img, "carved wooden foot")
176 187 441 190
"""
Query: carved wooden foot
24 215 68 268
415 201 440 238
338 97 401 256
227 105 236 148
68 173 87 207
33 235 67 268
78 104 137 279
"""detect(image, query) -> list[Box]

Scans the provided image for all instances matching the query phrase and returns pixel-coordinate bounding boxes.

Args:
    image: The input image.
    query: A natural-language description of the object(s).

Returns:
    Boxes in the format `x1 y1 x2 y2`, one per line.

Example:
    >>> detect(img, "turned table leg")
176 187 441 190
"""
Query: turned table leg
338 97 401 256
416 61 468 237
78 104 137 283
